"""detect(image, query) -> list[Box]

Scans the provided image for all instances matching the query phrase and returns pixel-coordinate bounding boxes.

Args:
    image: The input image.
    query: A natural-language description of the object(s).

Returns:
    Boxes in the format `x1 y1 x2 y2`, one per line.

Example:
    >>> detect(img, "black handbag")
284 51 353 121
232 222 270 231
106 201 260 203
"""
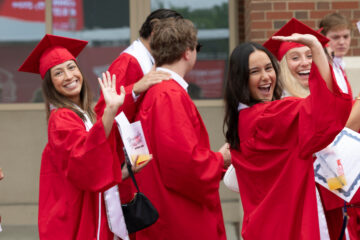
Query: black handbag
121 148 159 233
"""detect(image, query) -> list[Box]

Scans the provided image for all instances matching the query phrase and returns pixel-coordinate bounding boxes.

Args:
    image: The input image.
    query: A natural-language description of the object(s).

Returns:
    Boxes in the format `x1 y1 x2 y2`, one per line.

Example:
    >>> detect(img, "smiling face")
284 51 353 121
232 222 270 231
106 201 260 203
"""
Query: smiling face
326 28 351 58
285 46 312 88
50 60 83 105
248 50 276 101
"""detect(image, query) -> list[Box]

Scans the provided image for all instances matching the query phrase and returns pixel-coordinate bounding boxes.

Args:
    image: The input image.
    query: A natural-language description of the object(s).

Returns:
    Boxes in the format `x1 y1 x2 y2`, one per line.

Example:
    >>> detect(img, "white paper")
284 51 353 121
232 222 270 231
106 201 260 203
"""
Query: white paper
115 112 149 166
314 127 360 202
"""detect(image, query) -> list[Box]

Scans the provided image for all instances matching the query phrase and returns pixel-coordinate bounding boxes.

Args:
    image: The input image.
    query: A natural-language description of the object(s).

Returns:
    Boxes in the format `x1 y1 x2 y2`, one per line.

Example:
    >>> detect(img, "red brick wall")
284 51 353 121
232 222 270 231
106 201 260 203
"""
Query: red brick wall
241 0 360 56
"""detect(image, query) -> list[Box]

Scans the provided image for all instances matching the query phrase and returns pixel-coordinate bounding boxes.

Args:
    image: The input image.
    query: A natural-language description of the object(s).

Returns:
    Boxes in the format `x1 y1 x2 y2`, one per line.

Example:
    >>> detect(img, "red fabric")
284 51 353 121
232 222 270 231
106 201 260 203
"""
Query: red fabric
323 207 345 240
38 108 123 239
18 34 87 78
39 46 76 78
277 42 304 61
263 18 329 61
318 69 360 240
231 63 352 240
321 203 360 240
348 207 360 240
94 52 145 205
134 79 226 240
94 52 144 121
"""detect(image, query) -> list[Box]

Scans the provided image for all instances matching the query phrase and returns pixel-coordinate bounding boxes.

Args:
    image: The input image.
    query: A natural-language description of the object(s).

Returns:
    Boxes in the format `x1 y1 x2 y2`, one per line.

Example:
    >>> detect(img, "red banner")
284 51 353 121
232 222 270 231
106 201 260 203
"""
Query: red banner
0 0 83 31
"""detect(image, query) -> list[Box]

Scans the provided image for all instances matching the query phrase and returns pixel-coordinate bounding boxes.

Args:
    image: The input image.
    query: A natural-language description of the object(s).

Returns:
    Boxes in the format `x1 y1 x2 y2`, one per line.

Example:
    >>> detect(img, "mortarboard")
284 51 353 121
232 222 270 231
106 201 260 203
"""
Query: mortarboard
18 34 88 79
263 18 329 61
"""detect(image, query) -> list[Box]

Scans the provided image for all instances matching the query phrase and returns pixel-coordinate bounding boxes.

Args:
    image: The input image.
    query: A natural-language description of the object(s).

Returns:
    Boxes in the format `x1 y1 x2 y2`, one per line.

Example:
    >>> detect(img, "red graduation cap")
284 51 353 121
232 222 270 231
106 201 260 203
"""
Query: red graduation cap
18 34 88 79
263 18 329 61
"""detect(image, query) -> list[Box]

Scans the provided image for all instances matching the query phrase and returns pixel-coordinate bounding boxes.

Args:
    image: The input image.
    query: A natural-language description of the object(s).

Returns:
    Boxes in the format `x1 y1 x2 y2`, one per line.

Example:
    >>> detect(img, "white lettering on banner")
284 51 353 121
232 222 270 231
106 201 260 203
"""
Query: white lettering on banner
70 8 77 16
53 0 76 7
34 1 45 10
52 8 76 17
11 0 76 10
11 1 34 10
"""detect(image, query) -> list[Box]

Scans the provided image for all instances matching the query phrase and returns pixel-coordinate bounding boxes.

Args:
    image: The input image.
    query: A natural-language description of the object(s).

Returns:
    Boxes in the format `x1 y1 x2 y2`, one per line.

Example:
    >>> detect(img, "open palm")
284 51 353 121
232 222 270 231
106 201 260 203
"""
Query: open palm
272 33 318 47
98 71 125 111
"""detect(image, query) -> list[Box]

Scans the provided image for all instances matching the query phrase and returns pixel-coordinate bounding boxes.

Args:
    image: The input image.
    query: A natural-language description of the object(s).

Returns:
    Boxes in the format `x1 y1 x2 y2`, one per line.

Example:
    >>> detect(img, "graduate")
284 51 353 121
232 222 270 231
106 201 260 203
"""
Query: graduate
94 9 182 119
223 27 352 239
267 18 352 99
264 18 360 240
18 34 145 240
133 18 231 239
94 9 179 206
320 13 352 97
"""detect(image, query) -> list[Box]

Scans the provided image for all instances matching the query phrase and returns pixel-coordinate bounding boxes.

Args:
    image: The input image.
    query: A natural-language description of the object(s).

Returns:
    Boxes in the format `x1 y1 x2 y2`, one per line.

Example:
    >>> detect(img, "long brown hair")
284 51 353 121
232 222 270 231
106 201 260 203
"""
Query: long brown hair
42 62 95 123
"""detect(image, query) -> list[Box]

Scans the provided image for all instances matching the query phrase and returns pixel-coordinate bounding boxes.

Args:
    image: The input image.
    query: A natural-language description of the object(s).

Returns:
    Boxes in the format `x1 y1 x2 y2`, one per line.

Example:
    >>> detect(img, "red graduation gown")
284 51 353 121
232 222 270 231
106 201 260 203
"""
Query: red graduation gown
317 73 360 240
94 43 151 205
232 64 352 240
94 52 144 119
38 108 123 240
134 79 226 240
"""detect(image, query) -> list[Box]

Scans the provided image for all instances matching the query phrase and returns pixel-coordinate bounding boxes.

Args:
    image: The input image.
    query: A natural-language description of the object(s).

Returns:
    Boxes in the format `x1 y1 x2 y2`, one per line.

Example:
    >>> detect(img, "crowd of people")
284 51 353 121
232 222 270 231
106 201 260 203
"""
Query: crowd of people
10 7 359 240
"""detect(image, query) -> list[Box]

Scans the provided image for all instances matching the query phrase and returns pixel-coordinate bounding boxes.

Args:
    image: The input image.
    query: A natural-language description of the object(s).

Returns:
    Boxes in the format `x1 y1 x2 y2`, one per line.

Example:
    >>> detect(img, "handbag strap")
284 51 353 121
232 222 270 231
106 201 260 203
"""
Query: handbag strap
123 147 140 192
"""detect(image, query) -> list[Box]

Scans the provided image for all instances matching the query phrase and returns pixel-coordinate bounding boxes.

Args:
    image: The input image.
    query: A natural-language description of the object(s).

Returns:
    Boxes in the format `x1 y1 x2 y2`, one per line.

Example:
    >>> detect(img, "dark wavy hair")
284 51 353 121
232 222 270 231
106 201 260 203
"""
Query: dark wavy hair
42 62 95 123
224 42 283 149
139 9 183 39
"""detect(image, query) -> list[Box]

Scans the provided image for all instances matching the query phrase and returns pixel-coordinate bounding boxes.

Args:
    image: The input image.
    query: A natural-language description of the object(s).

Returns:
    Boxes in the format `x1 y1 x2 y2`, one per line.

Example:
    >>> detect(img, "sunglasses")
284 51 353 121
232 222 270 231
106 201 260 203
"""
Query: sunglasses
196 43 202 52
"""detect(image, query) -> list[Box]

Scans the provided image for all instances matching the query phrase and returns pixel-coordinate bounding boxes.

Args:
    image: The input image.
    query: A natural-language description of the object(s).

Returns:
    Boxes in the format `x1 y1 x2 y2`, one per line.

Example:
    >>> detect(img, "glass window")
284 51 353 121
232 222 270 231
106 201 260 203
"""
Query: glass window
52 0 130 101
0 0 46 103
152 0 229 99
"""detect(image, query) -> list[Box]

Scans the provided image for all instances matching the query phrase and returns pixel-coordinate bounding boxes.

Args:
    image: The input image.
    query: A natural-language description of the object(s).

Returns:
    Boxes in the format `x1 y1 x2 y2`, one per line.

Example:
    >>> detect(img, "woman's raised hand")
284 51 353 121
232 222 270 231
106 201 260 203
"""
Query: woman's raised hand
98 71 125 114
273 33 331 91
99 71 126 137
272 33 320 48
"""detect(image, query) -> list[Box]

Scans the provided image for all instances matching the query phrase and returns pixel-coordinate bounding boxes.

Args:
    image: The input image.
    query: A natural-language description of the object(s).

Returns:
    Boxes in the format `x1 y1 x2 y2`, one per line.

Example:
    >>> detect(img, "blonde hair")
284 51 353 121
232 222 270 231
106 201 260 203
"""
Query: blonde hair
280 57 310 98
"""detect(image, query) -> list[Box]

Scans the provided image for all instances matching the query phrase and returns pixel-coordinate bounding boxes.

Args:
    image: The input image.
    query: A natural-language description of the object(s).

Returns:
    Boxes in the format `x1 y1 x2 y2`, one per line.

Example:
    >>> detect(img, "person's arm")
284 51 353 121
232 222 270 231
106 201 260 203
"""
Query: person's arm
132 66 170 96
273 34 333 92
98 71 125 138
95 57 170 120
218 143 231 169
0 168 3 180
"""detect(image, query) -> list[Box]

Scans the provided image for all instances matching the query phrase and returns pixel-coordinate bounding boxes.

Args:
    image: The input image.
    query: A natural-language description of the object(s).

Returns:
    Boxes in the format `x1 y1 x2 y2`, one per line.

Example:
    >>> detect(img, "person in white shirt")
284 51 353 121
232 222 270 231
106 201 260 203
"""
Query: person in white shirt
320 12 352 95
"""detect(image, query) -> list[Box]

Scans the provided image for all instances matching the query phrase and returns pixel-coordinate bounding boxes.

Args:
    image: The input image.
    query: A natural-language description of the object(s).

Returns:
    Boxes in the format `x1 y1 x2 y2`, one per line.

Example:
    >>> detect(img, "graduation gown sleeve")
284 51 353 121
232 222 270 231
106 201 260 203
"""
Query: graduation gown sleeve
297 64 352 158
47 108 122 192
